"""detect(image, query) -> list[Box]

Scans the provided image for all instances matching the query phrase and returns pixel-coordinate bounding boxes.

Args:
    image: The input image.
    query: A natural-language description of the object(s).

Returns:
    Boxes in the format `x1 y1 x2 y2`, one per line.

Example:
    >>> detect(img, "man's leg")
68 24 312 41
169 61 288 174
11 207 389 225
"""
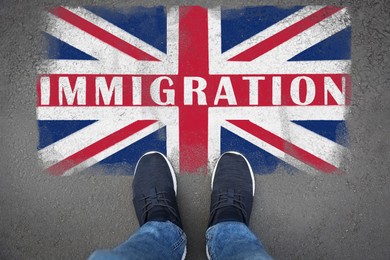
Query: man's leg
89 152 186 260
206 152 273 260
89 221 186 260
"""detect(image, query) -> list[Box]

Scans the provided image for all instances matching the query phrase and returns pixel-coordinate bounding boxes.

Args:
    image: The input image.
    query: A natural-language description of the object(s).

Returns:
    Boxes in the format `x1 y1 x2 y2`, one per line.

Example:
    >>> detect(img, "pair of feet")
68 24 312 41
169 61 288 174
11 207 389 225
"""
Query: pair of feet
132 151 255 229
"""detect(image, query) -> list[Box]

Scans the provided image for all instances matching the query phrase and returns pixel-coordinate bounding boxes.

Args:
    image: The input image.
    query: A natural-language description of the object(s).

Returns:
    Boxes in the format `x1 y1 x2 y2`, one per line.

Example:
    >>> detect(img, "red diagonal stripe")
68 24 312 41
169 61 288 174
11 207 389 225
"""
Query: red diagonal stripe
47 120 157 176
50 6 160 61
227 120 339 174
229 6 343 61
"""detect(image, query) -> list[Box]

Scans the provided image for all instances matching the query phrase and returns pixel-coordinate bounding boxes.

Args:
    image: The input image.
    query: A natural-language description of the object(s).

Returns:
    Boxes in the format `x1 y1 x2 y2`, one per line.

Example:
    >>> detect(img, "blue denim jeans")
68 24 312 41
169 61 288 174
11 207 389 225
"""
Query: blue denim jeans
89 221 272 260
206 222 273 260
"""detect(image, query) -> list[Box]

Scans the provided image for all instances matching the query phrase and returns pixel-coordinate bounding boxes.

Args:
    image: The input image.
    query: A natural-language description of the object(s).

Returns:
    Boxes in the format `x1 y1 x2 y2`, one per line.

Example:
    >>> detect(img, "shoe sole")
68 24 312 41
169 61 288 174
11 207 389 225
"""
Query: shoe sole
182 246 187 260
210 151 255 196
134 151 178 195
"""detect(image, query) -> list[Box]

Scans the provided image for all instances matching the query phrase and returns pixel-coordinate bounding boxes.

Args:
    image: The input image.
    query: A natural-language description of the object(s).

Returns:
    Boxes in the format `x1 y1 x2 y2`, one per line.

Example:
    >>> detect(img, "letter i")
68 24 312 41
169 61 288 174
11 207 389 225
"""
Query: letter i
272 76 281 105
40 76 50 105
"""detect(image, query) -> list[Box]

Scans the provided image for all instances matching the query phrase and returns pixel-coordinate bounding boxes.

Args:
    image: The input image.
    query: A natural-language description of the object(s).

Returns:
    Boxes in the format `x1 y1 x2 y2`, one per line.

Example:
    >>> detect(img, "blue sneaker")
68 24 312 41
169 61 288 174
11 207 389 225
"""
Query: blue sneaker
132 152 182 229
208 152 255 227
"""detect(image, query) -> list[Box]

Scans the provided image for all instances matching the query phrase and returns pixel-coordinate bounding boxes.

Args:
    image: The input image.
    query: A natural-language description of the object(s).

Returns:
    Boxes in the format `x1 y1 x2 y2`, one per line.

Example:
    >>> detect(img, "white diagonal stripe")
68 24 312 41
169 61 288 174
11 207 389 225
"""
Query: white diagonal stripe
62 121 163 176
223 120 323 175
221 6 324 60
251 117 349 167
70 6 180 66
67 7 166 61
38 119 132 168
37 106 179 172
209 109 323 175
209 7 351 74
44 13 129 62
40 7 179 74
208 106 348 173
255 8 351 64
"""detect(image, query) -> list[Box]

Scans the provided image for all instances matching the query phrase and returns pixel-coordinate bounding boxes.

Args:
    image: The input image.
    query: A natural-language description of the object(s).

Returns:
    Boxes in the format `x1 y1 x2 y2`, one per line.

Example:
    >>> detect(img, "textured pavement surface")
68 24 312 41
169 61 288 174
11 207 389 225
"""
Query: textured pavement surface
1 0 389 259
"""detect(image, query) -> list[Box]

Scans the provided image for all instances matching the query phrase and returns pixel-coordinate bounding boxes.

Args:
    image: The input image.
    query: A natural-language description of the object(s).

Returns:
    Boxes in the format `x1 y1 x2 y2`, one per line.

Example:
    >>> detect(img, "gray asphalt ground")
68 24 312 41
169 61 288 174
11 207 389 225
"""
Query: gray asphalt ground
1 0 389 259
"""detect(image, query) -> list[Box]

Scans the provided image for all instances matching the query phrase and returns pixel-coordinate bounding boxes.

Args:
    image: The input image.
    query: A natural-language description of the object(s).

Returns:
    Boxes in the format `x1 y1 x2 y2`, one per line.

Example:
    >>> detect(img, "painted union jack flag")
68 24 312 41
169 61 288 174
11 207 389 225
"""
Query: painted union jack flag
37 6 351 176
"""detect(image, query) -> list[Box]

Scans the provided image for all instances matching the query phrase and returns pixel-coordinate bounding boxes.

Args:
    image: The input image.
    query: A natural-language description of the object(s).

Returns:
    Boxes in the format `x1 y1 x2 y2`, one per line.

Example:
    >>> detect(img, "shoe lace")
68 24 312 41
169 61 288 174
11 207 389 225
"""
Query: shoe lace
210 188 248 221
139 188 179 223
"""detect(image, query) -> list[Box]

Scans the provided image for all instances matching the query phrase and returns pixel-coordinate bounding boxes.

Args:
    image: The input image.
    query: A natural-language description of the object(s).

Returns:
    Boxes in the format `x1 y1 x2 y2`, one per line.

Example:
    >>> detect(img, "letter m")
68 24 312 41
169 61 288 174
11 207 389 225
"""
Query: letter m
95 77 123 105
58 76 86 105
